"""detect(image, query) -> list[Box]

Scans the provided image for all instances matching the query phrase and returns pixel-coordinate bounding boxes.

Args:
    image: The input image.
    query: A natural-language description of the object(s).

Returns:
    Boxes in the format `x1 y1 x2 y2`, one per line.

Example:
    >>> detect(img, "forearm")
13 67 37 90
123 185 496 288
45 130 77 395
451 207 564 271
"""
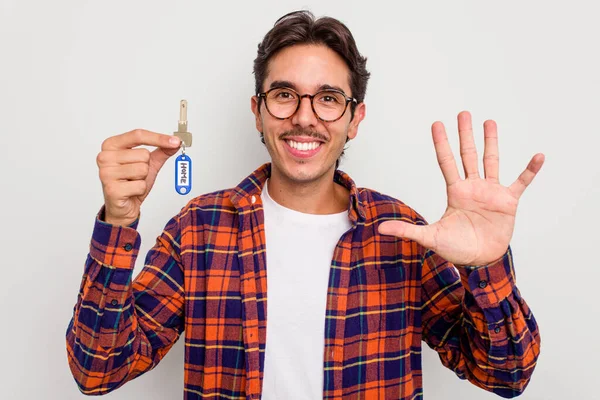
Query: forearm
422 246 541 398
66 209 185 395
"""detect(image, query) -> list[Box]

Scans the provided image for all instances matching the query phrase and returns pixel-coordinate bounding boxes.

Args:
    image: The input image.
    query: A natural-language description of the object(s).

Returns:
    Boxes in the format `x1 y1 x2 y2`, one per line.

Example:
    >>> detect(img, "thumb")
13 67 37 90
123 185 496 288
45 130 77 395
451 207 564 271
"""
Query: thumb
378 220 435 249
149 145 180 172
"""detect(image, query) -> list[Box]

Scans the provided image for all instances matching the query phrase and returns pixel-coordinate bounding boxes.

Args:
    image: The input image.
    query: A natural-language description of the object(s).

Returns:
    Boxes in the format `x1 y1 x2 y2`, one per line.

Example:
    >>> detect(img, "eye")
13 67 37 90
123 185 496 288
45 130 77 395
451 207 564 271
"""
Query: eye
272 88 297 100
317 91 344 104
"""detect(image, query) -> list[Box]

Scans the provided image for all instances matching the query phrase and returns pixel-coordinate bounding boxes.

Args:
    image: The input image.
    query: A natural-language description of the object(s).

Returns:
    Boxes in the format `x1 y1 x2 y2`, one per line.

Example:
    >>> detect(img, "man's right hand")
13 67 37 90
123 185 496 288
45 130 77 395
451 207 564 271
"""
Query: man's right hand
97 129 182 226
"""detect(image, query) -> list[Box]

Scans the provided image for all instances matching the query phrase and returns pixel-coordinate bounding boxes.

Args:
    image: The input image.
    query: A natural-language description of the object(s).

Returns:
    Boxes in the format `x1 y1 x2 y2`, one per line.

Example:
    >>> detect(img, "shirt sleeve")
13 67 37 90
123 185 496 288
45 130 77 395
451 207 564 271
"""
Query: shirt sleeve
420 245 541 398
65 206 186 395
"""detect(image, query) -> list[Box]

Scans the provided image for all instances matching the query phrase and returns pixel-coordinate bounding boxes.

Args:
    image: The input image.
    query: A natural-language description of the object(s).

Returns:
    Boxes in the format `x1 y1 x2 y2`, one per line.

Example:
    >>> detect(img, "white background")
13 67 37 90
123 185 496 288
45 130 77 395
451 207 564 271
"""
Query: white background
1 1 598 399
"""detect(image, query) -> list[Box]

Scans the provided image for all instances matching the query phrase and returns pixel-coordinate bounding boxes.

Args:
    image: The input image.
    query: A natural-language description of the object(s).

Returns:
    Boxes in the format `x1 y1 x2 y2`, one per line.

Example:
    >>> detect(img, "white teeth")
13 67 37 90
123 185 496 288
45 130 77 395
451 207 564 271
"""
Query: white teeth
286 140 321 151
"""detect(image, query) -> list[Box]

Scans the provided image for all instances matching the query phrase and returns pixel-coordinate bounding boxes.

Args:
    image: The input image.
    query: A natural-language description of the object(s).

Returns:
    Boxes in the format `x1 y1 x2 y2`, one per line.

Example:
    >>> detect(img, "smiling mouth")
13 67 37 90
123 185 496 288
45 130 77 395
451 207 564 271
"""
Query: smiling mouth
285 139 323 151
282 139 324 158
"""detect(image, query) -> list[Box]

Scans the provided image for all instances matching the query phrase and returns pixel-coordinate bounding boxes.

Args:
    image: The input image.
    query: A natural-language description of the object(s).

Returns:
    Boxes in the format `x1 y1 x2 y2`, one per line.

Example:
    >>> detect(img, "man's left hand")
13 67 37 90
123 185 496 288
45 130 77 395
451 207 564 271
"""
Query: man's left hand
378 111 545 267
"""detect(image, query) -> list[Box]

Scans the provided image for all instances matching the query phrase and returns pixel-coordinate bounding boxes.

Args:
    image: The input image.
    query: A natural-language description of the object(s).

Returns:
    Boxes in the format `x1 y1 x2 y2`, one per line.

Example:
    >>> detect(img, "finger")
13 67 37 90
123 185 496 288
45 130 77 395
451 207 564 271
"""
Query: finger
457 111 480 179
100 163 150 182
102 129 181 151
378 220 436 249
431 121 461 186
483 120 500 183
96 148 151 167
508 153 545 199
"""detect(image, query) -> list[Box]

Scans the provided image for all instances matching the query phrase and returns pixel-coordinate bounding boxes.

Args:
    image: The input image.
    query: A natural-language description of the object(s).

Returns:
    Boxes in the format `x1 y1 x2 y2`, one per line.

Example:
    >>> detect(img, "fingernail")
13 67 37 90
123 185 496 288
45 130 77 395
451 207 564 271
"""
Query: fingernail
169 137 181 146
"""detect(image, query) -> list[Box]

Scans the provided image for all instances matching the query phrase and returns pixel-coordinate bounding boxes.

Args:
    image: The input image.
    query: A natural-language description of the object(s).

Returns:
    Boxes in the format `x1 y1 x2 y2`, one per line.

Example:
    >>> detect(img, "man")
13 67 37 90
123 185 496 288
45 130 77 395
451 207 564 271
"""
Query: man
66 10 543 399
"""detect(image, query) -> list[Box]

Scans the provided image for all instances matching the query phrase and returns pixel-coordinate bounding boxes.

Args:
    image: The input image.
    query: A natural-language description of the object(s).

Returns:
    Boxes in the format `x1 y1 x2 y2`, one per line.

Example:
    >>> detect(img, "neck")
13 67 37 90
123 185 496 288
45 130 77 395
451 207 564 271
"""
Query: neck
267 164 349 215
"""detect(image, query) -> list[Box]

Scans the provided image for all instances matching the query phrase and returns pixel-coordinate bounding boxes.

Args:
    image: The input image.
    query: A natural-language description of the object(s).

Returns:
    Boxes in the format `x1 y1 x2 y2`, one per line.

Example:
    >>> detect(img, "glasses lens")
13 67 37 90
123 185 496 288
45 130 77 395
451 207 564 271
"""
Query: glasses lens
313 91 347 121
266 88 299 118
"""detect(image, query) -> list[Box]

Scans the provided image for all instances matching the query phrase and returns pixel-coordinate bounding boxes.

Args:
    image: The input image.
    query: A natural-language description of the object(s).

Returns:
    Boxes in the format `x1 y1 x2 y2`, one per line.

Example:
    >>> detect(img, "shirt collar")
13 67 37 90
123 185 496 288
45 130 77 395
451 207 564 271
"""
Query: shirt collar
230 162 366 224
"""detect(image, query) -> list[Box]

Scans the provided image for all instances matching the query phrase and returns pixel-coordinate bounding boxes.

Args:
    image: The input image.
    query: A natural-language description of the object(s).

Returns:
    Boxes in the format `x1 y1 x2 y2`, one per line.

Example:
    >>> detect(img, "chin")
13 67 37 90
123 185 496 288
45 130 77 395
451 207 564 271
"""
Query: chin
275 159 335 184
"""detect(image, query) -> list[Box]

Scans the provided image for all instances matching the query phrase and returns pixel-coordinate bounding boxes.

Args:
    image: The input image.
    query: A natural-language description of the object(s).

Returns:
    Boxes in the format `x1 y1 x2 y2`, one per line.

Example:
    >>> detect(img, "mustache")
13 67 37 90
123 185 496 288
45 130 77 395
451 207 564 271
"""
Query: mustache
279 128 328 142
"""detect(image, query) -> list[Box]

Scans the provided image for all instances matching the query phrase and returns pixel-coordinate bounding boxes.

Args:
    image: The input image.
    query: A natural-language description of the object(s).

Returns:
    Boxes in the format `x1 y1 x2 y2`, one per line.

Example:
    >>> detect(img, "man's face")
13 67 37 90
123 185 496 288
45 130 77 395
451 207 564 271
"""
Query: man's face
251 44 366 185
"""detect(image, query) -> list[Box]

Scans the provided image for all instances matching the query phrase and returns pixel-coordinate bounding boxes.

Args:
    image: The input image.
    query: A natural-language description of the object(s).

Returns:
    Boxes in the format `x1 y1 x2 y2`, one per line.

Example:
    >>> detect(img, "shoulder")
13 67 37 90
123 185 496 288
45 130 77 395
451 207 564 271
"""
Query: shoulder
357 187 428 226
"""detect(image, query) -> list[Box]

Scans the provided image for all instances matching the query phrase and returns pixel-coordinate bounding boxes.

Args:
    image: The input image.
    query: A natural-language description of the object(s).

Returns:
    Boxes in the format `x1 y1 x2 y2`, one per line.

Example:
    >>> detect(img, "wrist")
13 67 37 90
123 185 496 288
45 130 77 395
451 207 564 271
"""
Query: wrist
105 216 138 227
100 207 139 228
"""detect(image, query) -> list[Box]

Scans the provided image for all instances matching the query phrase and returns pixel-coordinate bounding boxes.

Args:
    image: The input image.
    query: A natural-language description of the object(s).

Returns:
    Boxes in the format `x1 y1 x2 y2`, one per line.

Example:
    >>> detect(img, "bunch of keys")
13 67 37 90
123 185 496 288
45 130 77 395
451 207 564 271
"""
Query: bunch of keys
174 100 193 195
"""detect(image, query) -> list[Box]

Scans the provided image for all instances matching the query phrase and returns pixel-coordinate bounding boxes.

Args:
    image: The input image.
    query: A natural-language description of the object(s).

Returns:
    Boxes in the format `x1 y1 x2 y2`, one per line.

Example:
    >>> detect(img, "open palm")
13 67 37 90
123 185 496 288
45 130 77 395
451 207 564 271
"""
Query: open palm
379 111 545 267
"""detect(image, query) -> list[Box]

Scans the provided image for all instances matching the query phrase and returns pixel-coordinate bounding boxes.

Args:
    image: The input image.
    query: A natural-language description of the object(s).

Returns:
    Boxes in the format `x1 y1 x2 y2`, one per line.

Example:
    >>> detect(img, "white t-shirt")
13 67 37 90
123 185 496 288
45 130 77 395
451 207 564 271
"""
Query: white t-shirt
261 179 352 400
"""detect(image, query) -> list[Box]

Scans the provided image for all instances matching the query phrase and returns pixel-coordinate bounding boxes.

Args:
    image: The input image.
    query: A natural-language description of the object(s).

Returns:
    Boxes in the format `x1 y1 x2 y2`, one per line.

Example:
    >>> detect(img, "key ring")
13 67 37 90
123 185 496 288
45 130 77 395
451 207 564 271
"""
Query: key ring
181 142 186 156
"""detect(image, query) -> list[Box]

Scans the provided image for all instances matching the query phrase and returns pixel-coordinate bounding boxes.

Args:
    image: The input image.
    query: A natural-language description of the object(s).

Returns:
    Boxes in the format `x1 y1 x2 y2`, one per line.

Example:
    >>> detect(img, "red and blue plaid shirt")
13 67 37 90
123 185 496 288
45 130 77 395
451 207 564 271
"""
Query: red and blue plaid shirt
66 163 540 399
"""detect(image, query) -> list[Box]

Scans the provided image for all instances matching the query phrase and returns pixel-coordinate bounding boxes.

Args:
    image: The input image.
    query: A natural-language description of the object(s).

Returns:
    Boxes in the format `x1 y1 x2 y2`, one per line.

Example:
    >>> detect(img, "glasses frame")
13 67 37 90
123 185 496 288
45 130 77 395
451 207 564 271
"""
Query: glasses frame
257 87 358 123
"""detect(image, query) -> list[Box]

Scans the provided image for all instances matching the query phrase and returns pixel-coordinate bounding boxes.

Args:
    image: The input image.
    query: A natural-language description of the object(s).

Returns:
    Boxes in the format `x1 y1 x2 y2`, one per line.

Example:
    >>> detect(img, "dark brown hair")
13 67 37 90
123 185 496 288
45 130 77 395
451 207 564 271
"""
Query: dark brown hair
253 10 370 168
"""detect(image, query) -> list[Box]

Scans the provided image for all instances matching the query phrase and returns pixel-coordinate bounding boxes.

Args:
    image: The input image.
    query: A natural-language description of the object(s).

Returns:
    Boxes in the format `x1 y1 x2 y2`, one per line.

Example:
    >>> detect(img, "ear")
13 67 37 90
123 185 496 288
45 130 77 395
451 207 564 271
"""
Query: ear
347 102 366 140
251 95 263 133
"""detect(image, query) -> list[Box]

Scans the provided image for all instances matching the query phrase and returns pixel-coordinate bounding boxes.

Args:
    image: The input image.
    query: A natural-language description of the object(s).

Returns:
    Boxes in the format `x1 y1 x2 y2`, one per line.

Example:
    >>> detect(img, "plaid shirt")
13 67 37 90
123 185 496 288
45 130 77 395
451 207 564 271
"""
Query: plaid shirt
66 163 540 399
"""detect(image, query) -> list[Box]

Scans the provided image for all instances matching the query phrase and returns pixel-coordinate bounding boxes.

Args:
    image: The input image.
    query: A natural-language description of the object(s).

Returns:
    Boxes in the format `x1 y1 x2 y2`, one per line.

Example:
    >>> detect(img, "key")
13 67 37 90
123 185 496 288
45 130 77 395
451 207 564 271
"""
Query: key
174 99 192 147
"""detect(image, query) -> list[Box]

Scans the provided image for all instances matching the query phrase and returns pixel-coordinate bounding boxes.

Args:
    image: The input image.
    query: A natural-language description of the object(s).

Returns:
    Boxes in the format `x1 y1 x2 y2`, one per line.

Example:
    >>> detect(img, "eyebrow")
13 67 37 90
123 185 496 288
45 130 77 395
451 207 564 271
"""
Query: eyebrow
268 80 349 95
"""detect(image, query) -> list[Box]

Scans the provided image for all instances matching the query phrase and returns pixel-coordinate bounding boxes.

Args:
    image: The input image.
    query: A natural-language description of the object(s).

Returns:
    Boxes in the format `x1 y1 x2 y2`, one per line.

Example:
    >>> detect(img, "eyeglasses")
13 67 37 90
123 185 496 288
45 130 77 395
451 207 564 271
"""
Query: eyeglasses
257 87 358 122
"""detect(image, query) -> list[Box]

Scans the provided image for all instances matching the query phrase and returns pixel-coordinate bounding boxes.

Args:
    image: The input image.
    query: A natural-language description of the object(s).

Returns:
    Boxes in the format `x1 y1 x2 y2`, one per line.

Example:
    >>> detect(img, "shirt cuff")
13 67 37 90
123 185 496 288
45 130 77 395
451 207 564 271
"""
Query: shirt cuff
89 206 141 270
456 246 516 309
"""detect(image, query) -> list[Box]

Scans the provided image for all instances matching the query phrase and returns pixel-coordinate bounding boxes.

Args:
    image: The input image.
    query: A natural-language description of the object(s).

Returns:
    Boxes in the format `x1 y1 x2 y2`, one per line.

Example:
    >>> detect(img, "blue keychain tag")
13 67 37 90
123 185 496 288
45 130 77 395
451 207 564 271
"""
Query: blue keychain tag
175 152 192 195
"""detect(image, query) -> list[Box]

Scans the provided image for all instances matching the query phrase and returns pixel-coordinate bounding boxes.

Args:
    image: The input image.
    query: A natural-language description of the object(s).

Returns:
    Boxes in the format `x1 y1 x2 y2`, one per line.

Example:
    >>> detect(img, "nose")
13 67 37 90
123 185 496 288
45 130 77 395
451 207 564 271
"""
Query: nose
291 96 318 128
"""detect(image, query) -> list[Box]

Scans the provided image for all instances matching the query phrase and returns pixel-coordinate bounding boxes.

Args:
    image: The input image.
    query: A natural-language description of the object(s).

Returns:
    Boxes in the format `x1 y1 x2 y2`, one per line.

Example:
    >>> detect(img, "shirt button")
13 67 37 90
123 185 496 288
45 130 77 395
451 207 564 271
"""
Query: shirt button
478 280 488 289
124 243 133 252
494 326 501 334
251 195 256 204
110 299 118 306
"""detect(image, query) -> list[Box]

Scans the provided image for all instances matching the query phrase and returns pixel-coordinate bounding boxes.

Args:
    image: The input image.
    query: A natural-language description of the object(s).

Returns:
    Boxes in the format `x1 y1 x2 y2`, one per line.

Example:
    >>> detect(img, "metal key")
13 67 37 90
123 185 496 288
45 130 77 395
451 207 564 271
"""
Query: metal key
174 99 192 147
